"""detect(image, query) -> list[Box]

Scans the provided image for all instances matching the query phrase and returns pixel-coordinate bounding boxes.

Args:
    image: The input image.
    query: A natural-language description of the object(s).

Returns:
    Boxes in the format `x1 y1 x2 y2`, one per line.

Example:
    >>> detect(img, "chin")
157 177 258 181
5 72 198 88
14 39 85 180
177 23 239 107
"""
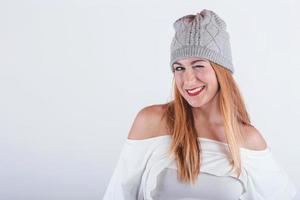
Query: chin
189 104 202 108
186 99 205 108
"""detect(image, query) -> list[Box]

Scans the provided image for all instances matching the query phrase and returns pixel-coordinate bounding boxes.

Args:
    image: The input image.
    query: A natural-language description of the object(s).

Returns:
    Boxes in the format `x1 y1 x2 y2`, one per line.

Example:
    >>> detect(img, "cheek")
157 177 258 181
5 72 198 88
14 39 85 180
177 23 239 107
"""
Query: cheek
194 73 208 83
174 75 183 85
174 77 186 94
208 77 219 91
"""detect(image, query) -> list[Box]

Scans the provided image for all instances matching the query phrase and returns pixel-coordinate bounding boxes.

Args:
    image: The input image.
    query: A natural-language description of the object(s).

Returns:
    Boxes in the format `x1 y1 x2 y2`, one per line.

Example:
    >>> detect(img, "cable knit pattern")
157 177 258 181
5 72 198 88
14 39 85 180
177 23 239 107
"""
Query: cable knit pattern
170 9 234 73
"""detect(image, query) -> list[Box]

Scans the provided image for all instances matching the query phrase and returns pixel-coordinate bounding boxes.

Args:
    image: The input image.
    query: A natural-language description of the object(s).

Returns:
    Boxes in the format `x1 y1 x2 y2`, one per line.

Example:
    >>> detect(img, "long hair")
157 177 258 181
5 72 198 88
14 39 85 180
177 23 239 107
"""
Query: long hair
162 61 253 185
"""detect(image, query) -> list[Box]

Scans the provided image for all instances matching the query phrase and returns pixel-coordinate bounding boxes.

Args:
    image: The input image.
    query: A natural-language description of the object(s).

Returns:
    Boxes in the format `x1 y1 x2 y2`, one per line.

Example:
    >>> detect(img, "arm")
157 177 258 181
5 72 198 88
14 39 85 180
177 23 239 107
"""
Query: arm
103 104 166 199
239 127 297 200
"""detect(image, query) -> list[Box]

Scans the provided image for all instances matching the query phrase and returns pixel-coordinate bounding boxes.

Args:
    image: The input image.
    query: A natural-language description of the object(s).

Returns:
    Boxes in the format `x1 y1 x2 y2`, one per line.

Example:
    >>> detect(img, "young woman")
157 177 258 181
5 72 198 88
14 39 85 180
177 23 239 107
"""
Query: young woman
103 9 297 200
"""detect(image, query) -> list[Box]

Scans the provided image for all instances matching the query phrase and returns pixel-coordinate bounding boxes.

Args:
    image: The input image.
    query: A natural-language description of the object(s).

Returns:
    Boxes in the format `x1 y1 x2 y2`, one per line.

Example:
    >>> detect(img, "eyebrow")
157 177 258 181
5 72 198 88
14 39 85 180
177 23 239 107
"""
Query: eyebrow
173 59 206 67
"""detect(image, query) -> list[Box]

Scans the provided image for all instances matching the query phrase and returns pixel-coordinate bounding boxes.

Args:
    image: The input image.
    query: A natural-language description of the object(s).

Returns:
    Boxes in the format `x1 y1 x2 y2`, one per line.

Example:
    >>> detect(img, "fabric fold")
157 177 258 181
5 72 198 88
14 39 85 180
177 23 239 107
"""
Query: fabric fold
102 135 297 200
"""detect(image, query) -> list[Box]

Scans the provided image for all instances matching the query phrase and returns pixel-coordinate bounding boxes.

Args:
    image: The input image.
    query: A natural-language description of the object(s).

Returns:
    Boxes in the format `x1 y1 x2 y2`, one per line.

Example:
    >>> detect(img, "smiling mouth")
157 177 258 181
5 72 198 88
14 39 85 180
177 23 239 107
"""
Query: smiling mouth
186 85 206 96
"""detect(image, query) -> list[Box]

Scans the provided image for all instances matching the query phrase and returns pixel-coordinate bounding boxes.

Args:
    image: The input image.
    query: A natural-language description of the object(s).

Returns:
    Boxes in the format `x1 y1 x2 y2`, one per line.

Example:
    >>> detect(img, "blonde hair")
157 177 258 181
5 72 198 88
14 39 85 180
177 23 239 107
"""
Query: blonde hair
162 61 253 185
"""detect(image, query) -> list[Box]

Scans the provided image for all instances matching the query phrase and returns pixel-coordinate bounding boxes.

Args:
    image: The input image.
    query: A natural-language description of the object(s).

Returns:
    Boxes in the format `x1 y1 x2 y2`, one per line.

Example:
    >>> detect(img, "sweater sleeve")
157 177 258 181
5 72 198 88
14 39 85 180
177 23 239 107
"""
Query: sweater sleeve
239 147 297 200
102 138 157 200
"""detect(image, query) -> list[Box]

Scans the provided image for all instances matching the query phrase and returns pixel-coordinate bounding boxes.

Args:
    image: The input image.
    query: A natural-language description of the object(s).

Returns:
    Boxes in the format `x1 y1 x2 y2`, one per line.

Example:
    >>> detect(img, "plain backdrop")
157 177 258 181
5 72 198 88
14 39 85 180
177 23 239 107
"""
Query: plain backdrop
0 0 299 199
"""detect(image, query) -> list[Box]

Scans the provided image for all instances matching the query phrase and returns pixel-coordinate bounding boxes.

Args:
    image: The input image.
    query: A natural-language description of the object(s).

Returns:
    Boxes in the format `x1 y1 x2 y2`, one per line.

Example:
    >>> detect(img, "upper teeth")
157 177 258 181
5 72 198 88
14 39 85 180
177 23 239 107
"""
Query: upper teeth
187 86 205 93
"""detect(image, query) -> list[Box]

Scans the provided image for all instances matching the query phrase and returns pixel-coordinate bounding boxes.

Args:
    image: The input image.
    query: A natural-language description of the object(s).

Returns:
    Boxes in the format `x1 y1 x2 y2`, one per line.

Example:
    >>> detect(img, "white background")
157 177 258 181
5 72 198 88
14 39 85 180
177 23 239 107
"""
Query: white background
0 0 299 199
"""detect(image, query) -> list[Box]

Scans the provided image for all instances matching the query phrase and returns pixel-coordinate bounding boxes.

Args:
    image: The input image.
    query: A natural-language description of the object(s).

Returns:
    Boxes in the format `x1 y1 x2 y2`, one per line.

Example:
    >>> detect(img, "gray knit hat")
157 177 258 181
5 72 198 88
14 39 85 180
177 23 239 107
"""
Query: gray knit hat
170 9 234 73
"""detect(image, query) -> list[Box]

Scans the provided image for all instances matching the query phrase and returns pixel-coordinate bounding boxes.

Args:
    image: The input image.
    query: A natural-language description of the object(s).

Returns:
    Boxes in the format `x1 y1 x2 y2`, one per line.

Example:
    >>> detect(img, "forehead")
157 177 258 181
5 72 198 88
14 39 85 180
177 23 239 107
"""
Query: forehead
173 57 209 66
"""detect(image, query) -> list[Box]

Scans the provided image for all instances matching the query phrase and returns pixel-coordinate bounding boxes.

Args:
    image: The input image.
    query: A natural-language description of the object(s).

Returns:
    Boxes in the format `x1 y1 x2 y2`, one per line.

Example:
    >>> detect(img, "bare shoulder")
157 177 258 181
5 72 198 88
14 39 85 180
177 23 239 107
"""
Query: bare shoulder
127 103 170 140
241 125 268 150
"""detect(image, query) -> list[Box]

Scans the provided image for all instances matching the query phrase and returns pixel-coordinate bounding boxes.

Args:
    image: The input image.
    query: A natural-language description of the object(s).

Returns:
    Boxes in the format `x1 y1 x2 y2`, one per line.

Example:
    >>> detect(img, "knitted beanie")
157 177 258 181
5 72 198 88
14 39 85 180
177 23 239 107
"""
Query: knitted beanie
170 9 234 73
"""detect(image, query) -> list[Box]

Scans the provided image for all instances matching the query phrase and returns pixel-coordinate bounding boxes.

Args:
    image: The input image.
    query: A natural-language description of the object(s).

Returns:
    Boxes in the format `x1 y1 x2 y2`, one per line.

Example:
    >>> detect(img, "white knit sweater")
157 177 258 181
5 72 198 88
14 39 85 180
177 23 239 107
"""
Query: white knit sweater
102 135 297 200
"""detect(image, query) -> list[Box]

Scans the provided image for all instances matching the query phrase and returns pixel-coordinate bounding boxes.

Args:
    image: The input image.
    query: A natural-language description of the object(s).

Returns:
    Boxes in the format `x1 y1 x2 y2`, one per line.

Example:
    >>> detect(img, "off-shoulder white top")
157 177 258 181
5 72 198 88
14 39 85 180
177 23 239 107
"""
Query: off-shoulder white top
102 135 297 200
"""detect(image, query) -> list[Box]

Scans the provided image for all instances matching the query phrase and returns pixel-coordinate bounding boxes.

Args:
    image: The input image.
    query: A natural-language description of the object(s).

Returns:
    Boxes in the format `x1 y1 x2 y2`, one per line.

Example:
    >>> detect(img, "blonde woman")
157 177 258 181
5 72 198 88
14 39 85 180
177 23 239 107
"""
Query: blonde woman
103 9 297 200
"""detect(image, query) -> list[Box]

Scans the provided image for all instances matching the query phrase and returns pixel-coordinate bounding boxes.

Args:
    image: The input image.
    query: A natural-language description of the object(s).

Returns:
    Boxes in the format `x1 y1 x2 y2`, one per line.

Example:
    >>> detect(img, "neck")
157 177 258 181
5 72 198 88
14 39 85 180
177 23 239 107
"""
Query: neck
192 91 223 126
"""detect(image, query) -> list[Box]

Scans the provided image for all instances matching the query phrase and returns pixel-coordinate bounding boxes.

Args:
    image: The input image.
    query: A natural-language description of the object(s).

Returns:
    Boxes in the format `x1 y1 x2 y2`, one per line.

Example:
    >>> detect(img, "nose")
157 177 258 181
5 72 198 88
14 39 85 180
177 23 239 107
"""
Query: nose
183 68 197 83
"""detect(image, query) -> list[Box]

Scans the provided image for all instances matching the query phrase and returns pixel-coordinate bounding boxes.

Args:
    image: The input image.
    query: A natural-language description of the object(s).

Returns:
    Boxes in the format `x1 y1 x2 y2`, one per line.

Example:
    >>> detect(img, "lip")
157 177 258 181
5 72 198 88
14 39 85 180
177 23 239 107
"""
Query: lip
186 86 206 96
185 85 206 91
185 85 206 92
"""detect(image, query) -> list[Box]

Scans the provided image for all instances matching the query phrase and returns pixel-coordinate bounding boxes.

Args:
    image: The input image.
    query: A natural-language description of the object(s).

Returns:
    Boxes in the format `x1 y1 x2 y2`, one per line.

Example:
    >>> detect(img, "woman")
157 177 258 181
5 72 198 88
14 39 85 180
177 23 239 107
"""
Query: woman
103 9 297 200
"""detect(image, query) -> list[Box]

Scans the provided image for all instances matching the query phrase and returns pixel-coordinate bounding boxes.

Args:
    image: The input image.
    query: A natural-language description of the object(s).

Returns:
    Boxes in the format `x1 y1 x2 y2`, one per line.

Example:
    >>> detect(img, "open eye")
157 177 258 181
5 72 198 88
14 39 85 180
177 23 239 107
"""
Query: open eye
174 66 184 71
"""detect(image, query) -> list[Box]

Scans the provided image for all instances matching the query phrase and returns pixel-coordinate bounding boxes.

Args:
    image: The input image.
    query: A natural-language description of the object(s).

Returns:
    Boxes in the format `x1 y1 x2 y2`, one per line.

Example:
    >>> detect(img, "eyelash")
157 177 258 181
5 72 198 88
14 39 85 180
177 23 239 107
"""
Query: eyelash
174 65 204 71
